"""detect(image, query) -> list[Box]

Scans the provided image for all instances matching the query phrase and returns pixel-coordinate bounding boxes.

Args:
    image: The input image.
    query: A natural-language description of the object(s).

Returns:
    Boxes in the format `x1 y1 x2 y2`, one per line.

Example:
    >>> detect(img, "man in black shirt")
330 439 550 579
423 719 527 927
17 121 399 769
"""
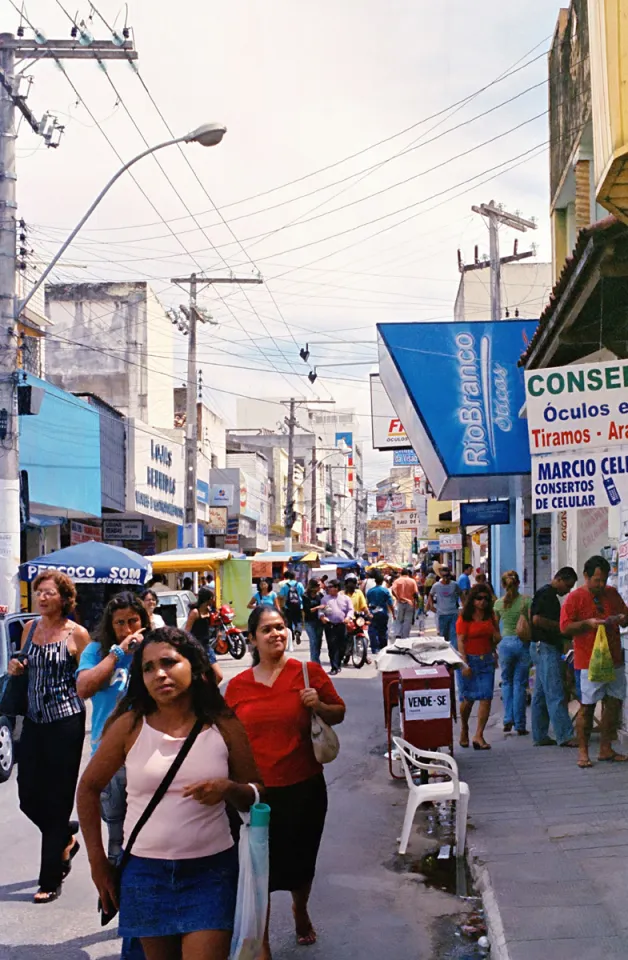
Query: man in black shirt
531 567 578 746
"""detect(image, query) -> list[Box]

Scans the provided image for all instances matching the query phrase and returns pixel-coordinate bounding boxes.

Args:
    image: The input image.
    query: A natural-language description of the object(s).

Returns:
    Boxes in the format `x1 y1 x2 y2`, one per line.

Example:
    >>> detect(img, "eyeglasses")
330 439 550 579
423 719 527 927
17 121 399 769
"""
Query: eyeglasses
35 590 60 599
475 595 490 602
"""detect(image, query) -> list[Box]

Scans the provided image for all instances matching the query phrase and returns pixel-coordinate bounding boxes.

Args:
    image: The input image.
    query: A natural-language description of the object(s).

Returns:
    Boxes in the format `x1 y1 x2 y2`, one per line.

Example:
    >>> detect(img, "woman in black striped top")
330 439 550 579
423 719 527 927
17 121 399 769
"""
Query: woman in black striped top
8 570 90 903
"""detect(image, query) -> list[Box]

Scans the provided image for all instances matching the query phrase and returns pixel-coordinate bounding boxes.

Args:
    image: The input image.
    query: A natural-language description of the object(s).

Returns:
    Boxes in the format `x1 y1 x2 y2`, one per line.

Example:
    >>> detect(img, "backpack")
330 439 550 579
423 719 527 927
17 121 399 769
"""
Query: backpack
286 581 301 610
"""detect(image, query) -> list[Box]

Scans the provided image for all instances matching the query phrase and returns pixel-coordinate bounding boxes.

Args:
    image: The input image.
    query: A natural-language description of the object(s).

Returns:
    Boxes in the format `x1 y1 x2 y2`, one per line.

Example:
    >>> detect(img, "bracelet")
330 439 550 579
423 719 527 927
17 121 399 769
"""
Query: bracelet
110 644 125 664
248 782 260 806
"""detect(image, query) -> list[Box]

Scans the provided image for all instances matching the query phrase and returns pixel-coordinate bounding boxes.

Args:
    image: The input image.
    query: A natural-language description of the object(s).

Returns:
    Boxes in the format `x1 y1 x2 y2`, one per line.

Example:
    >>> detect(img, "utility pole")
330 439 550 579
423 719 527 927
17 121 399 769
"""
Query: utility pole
310 446 317 547
470 201 537 321
171 274 263 551
328 465 336 551
284 398 297 551
0 31 136 610
279 399 336 552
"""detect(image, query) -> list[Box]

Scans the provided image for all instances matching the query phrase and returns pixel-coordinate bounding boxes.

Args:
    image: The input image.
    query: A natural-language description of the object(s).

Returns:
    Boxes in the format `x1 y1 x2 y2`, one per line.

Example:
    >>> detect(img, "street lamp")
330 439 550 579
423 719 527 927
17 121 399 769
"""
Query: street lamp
16 122 227 318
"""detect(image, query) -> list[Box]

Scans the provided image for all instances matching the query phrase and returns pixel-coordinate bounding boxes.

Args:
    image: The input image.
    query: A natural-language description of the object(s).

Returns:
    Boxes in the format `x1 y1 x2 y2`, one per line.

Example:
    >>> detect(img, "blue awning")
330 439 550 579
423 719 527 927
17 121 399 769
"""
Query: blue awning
377 319 537 499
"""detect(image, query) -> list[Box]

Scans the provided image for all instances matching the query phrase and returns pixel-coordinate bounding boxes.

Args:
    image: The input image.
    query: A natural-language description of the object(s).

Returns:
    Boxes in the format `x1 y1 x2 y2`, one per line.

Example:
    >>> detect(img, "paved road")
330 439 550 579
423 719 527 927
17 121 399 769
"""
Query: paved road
0 640 467 960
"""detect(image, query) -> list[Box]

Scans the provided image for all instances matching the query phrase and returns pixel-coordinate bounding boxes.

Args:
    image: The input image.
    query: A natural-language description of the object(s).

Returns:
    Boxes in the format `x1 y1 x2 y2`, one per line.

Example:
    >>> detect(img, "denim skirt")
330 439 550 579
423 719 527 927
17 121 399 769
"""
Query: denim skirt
119 845 238 939
459 653 495 702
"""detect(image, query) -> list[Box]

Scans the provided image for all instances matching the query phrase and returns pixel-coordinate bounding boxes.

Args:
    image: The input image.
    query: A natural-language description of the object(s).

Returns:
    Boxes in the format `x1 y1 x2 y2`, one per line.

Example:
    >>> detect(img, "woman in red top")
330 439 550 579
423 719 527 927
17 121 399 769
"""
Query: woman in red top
456 585 501 751
225 606 345 959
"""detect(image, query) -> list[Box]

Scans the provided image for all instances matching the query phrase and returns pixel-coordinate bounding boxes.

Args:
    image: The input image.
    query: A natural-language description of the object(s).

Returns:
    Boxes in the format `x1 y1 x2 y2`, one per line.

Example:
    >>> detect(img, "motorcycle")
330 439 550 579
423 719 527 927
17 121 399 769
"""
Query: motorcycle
207 604 247 660
343 615 369 669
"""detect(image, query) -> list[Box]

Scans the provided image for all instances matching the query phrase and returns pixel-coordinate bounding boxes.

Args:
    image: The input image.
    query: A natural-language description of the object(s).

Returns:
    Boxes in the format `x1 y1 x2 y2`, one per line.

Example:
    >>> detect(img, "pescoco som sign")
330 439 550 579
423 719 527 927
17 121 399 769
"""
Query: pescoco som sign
378 320 537 499
525 359 628 455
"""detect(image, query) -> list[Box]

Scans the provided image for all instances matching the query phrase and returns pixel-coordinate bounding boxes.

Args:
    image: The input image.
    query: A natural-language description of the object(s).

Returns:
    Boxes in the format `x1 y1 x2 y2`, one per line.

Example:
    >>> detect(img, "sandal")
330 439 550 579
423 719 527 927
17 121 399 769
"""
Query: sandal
472 740 491 751
293 906 317 946
459 738 470 749
33 887 62 904
598 752 628 763
577 758 594 769
296 929 317 947
61 838 80 878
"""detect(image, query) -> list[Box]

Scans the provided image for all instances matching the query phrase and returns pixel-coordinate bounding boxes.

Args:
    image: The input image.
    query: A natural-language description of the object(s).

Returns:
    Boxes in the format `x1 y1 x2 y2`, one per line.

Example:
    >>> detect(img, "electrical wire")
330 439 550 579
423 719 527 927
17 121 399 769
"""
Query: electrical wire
51 2 311 403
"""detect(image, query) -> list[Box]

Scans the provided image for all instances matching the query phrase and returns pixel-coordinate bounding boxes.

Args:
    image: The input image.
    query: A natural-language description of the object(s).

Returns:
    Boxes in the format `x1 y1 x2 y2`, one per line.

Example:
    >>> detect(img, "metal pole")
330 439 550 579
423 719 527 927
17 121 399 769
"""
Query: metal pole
0 34 19 609
329 466 336 551
184 275 198 552
310 446 317 546
284 398 296 551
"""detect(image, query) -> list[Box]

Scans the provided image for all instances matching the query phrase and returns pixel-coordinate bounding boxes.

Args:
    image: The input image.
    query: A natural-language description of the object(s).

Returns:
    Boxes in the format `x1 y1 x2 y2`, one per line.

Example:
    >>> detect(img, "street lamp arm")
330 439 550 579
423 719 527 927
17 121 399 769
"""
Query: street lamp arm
16 134 187 318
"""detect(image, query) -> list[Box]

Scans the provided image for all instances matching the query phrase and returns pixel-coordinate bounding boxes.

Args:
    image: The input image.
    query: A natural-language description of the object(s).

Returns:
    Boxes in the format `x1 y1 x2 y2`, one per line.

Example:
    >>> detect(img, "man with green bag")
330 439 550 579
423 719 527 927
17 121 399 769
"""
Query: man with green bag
560 555 628 769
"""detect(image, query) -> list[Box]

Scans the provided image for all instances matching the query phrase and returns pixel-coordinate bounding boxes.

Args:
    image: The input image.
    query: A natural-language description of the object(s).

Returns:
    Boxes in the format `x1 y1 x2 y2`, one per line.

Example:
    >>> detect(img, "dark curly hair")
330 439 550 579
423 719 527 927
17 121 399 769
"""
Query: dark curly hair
94 591 151 657
33 570 77 618
460 584 495 622
107 626 229 729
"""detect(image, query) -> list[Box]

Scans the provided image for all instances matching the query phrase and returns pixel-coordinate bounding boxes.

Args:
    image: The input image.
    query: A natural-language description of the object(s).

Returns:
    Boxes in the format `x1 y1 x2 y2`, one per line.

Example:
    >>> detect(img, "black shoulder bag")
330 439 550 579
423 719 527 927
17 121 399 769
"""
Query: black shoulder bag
0 620 37 718
99 717 204 925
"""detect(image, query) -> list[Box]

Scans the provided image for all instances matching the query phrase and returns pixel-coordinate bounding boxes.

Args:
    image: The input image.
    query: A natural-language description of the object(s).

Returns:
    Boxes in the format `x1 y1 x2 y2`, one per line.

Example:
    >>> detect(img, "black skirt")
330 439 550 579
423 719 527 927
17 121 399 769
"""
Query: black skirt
266 773 328 892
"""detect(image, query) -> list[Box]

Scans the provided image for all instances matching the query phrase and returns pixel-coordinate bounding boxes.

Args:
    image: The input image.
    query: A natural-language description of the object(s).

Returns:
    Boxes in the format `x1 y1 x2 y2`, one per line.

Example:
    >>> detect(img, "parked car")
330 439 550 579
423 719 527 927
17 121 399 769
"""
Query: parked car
0 610 37 783
154 591 195 630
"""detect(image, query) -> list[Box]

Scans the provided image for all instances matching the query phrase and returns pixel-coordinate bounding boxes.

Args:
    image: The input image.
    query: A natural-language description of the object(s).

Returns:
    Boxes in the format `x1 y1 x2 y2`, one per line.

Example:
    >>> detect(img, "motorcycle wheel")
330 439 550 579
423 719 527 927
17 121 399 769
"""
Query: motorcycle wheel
351 634 368 669
229 632 247 660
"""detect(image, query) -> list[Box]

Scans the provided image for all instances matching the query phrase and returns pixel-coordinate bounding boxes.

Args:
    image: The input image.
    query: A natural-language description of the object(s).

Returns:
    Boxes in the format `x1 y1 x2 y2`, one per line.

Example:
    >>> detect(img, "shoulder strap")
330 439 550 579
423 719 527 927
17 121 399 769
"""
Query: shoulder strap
120 718 204 869
302 661 310 689
20 618 38 656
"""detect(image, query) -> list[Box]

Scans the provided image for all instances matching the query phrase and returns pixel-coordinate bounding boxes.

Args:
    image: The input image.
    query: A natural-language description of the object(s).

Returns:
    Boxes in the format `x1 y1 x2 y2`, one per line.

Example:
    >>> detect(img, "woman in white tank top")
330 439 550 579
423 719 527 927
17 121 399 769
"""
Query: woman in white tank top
77 626 262 960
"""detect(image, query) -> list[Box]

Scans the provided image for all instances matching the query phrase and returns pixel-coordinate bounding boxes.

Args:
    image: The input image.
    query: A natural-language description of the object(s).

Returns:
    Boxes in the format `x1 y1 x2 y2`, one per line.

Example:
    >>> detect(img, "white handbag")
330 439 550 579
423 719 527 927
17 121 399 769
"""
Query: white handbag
302 662 340 764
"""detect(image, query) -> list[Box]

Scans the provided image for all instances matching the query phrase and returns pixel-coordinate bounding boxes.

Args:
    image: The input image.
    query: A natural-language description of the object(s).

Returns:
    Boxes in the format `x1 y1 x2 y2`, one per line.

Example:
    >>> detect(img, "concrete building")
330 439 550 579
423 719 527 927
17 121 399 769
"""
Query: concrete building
44 281 175 429
454 260 553 323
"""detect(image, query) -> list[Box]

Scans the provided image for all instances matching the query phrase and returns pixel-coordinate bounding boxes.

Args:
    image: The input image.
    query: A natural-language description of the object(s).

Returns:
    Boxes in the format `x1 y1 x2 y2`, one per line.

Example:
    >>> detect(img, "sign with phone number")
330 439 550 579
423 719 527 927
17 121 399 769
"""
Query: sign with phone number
532 449 628 513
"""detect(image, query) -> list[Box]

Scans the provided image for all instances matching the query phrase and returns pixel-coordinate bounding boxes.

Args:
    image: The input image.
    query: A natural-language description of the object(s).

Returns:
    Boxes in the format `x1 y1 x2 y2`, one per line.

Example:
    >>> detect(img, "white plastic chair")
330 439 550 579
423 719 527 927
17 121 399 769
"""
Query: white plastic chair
392 737 470 857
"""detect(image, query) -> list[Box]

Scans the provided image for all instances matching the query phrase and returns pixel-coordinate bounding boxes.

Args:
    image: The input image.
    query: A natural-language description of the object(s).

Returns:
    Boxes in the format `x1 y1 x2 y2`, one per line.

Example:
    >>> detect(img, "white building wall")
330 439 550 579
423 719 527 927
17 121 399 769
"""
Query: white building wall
45 281 174 429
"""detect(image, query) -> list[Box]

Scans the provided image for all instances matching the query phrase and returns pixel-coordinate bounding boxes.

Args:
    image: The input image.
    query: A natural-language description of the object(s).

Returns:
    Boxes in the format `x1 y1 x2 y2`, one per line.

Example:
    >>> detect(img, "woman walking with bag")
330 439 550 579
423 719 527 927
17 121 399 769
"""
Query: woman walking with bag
495 571 532 735
77 627 262 960
225 607 345 959
7 571 90 903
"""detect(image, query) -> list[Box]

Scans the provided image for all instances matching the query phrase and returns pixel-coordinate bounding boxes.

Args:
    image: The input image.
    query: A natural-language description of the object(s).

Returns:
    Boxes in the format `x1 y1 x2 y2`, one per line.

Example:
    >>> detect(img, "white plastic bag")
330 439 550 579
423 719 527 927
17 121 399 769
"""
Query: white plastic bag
230 786 270 960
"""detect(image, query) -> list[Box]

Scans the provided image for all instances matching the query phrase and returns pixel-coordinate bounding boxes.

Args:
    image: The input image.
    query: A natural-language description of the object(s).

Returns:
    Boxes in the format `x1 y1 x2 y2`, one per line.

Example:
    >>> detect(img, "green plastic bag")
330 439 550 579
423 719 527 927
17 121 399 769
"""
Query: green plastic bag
588 624 616 684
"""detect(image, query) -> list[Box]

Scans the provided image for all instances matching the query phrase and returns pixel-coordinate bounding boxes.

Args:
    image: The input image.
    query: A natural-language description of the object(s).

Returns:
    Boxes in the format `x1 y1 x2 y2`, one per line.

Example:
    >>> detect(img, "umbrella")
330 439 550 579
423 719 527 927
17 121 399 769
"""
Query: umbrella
20 541 150 585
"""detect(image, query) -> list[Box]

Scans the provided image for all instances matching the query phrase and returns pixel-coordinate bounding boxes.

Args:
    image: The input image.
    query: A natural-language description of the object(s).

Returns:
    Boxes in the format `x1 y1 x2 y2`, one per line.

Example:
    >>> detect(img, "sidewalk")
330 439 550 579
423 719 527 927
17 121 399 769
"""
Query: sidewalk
457 700 628 960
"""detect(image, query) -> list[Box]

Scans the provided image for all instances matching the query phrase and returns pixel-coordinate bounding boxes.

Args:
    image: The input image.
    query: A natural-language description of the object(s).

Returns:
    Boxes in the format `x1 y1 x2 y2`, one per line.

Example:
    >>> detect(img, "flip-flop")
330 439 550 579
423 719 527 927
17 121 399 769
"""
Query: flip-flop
599 752 628 763
61 839 80 878
33 887 62 904
459 739 470 749
296 930 317 947
577 758 594 768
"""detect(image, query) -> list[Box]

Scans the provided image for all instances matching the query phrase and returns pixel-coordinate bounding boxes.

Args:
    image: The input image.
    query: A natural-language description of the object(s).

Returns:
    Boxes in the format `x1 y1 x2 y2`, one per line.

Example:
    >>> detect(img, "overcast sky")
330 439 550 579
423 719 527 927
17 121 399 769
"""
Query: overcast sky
13 0 560 486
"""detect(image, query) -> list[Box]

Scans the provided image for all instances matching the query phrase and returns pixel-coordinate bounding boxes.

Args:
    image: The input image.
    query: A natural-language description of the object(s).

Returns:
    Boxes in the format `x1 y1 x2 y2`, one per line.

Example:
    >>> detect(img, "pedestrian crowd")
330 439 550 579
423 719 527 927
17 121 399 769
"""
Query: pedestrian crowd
6 551 628 959
5 571 345 960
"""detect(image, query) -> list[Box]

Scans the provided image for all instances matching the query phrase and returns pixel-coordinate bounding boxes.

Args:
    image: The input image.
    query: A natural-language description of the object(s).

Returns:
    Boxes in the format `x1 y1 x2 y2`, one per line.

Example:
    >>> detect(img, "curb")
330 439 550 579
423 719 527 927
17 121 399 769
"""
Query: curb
468 852 510 960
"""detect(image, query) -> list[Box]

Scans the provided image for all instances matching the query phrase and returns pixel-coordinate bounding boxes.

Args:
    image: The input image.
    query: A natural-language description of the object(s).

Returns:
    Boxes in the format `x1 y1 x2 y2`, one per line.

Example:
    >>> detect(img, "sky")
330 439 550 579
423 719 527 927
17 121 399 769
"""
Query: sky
11 0 561 489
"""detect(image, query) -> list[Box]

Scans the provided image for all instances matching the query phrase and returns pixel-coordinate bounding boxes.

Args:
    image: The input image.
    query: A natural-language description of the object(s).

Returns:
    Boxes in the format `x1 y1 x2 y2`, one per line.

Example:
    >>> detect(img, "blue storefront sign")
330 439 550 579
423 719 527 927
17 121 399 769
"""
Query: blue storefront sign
19 374 101 516
460 500 510 526
393 449 420 466
377 320 537 499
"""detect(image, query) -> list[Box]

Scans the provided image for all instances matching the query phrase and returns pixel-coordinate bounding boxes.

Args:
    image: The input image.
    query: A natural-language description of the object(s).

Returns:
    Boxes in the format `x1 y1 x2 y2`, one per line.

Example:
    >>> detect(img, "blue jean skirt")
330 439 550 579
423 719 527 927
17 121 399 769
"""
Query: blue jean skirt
459 653 495 702
119 845 238 939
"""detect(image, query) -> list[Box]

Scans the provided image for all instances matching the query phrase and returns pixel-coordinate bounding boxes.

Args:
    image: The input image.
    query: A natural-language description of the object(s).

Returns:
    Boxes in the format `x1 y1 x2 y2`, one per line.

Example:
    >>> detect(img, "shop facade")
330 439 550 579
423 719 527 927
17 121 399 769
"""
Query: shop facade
19 374 101 564
106 419 184 556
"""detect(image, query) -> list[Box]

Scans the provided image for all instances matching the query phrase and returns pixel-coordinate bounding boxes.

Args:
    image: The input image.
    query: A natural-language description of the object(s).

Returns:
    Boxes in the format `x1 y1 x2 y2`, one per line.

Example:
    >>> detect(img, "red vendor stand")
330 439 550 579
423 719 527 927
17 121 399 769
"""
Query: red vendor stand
399 665 453 754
